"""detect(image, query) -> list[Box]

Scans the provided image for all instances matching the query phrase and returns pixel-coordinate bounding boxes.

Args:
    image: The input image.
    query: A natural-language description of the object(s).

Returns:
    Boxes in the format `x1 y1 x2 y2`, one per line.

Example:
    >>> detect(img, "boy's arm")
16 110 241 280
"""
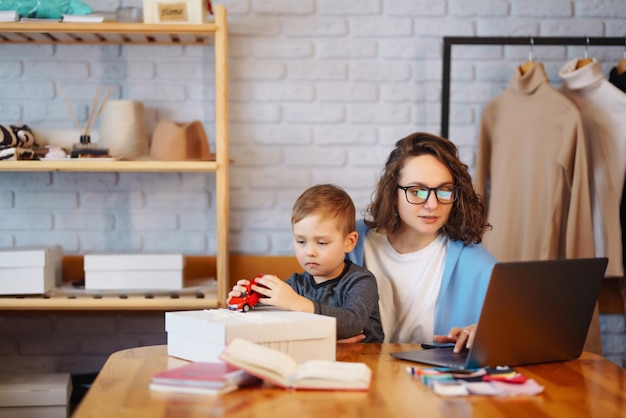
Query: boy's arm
254 274 315 313
256 270 382 342
312 270 380 340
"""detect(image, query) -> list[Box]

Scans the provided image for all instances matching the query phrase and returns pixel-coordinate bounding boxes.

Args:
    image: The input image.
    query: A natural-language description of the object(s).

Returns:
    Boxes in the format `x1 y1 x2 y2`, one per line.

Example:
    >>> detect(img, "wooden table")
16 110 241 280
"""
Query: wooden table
72 344 626 418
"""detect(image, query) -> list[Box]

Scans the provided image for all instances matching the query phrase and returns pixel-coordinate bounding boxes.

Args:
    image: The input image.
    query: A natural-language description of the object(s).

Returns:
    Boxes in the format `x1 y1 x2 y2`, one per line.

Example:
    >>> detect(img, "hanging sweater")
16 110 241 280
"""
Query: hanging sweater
475 63 595 262
608 66 626 273
609 66 626 93
559 59 626 277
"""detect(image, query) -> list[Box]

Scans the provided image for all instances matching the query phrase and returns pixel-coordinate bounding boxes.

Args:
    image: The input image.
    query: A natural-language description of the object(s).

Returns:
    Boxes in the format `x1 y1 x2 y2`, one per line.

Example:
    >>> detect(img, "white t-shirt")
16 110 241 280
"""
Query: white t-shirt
363 230 448 343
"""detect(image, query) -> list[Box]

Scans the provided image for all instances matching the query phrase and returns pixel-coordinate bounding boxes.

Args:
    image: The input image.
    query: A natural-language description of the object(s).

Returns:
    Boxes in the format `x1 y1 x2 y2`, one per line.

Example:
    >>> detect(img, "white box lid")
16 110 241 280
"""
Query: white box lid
84 253 184 271
0 246 62 268
166 308 335 344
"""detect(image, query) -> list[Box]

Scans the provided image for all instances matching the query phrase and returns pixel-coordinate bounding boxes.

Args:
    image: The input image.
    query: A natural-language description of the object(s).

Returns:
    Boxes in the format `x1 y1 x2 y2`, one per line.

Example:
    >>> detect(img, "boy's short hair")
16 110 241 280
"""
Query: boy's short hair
291 184 356 236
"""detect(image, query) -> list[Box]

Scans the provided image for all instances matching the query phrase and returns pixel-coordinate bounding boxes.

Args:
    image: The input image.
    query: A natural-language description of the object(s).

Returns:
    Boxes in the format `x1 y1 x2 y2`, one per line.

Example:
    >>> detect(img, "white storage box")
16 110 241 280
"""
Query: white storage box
84 253 184 291
143 0 209 24
0 246 63 295
166 308 336 364
0 372 71 418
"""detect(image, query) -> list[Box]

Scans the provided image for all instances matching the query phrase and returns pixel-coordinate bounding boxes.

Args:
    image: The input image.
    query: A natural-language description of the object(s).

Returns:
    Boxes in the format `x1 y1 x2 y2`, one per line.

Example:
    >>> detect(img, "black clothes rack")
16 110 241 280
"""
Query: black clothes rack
440 36 625 138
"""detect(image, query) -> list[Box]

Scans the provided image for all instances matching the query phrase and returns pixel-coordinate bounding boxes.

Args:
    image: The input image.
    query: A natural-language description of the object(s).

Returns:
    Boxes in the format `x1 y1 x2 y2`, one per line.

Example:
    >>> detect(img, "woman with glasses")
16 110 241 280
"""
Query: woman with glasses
347 132 497 353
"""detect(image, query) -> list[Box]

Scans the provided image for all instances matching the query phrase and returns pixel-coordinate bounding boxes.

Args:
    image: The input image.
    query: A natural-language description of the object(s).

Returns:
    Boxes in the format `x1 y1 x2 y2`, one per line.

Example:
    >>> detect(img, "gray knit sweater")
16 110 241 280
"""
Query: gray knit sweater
286 260 384 343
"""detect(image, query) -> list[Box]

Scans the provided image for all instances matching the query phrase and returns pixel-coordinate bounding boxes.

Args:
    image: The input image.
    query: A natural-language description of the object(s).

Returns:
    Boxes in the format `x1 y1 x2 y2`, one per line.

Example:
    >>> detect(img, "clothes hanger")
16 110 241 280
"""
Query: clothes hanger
617 37 626 75
575 37 593 69
519 37 535 75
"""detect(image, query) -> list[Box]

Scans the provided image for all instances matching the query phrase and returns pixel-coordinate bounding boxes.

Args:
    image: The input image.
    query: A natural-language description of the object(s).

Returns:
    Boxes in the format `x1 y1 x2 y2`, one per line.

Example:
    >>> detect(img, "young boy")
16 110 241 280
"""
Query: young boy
227 184 384 343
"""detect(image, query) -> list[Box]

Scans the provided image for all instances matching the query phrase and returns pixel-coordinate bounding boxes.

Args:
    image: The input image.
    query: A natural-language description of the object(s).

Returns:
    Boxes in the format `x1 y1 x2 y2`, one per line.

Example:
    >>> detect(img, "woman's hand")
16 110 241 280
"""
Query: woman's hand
254 275 314 313
433 324 477 353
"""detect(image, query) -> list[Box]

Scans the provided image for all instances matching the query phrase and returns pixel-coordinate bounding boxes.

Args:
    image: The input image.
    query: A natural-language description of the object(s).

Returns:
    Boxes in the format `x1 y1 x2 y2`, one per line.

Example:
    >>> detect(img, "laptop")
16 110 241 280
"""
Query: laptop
391 257 608 369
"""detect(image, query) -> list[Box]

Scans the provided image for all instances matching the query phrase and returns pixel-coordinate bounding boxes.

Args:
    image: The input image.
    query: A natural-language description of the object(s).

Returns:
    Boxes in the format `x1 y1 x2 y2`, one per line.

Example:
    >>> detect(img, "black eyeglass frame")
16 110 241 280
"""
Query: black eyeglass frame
397 185 459 205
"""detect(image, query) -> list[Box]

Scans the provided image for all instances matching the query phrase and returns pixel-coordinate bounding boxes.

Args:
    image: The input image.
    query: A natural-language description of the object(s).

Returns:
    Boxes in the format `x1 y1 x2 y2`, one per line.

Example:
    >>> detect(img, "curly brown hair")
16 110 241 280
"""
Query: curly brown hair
365 132 491 245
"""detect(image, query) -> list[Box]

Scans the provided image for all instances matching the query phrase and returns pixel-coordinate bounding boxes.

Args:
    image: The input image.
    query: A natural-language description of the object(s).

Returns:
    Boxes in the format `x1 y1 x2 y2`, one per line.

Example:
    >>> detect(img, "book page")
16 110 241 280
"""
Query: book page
149 382 238 395
219 338 298 387
293 361 371 390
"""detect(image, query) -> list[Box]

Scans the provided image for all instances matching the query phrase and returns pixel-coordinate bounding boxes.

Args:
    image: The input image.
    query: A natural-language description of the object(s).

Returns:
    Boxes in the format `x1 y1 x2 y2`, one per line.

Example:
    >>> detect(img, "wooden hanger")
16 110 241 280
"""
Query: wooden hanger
576 58 593 69
575 37 592 69
519 37 535 75
519 61 535 75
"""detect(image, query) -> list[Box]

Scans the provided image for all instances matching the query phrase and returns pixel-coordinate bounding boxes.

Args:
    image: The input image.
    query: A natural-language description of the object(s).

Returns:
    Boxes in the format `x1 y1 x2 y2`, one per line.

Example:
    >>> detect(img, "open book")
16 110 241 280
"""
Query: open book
219 338 371 391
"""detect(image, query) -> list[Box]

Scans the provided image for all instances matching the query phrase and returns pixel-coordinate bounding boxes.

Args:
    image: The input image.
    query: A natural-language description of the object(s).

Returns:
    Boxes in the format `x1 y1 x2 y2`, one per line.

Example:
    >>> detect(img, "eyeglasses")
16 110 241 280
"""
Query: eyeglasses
397 185 459 205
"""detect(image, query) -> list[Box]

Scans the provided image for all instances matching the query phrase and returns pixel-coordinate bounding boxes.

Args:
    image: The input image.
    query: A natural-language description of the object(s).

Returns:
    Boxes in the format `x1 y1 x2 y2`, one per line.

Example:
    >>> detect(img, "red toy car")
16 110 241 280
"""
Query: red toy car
228 274 264 312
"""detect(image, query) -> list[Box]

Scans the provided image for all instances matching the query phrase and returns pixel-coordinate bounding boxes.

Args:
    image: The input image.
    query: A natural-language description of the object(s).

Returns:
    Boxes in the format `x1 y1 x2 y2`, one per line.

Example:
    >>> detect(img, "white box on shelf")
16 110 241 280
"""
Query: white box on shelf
142 0 208 24
0 373 71 408
0 246 63 295
0 10 18 22
166 307 336 364
84 270 183 290
0 246 63 268
83 253 184 290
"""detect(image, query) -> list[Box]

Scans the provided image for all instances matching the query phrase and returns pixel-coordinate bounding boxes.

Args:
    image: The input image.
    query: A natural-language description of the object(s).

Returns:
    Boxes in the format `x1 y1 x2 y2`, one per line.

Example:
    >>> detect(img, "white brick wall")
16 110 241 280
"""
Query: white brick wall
0 0 624 375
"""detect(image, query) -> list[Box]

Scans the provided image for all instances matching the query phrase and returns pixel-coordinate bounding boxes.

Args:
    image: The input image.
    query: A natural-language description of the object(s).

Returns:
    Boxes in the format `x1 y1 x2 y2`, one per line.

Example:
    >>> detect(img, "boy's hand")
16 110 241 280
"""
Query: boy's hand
226 279 250 304
254 275 314 313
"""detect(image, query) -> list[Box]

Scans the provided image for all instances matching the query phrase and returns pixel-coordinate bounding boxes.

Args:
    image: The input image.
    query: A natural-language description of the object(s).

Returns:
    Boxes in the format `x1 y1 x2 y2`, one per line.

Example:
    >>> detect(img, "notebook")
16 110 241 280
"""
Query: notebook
391 257 608 369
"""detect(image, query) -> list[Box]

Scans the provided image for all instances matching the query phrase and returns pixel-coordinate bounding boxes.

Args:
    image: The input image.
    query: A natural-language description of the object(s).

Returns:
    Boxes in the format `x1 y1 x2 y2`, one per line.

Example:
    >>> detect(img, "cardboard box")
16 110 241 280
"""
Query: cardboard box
0 246 63 295
166 308 336 364
0 373 71 413
84 253 184 290
143 0 208 24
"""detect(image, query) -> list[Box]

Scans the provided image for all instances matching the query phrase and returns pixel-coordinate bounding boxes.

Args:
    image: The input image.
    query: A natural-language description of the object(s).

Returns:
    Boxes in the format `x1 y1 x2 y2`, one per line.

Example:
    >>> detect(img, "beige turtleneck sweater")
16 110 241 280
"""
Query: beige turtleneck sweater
475 63 595 263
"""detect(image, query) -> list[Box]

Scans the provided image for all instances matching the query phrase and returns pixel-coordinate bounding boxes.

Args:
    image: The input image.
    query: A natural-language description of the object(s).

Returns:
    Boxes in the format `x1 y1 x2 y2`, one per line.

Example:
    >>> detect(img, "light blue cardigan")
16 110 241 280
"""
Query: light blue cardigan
347 220 498 337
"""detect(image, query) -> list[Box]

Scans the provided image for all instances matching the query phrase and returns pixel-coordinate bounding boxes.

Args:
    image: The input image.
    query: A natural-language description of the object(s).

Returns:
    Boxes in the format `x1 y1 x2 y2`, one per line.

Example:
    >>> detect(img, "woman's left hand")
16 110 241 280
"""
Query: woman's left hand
433 324 477 353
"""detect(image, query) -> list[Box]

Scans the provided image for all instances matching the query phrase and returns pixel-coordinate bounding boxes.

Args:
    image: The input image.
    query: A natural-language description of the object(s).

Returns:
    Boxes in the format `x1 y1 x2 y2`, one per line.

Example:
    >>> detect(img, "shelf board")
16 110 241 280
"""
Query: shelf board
0 293 218 311
0 160 219 172
0 22 218 45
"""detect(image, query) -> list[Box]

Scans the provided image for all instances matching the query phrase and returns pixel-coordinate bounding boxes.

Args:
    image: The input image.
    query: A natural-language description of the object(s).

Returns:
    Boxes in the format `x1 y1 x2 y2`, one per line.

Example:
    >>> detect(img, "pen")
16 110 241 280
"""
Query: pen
406 367 430 378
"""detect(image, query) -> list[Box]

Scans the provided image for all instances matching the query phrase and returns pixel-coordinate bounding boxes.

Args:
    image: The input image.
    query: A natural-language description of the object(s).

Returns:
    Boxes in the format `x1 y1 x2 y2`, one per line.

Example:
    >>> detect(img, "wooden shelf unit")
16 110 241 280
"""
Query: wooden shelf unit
0 6 230 310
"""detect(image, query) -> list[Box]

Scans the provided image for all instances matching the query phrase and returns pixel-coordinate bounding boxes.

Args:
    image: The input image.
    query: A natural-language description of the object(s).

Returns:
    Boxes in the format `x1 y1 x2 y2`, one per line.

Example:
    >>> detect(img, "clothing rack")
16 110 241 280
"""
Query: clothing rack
440 36 626 138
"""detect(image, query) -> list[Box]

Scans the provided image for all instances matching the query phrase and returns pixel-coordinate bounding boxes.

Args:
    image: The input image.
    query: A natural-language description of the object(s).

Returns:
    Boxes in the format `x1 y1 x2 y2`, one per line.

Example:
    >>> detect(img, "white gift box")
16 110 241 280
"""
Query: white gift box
166 308 336 364
143 0 209 24
84 253 184 290
0 372 71 418
0 246 63 295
